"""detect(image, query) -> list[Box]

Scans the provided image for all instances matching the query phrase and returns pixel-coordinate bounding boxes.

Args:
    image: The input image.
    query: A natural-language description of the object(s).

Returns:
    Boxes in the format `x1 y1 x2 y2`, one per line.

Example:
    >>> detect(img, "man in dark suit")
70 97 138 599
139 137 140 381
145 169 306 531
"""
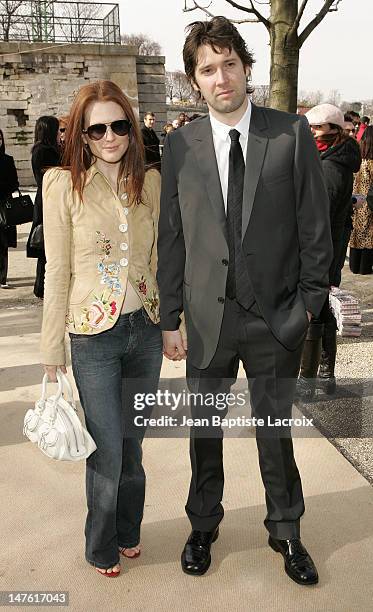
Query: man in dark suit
157 17 332 585
141 111 161 169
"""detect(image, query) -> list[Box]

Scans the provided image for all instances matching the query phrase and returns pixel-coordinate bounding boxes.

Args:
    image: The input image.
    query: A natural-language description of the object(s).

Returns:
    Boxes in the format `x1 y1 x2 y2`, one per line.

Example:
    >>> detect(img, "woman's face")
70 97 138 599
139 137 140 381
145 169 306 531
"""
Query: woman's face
310 123 332 138
83 100 129 165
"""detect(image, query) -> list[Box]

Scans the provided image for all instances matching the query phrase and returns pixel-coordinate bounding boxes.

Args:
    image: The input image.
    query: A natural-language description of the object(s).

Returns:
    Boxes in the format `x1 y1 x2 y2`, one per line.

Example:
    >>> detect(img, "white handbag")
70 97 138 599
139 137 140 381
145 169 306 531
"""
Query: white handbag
23 371 97 461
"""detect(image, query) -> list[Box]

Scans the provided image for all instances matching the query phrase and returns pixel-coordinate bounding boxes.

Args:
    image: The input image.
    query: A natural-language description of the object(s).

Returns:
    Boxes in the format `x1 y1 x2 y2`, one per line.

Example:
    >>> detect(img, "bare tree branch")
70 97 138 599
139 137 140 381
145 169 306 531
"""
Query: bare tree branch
289 0 309 38
183 1 264 26
299 0 343 48
225 0 270 29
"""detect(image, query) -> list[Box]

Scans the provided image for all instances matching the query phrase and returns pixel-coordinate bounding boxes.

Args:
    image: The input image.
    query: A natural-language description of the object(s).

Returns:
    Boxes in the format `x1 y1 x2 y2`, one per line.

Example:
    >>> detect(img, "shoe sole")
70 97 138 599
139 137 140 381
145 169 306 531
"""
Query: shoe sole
181 528 219 576
268 537 319 586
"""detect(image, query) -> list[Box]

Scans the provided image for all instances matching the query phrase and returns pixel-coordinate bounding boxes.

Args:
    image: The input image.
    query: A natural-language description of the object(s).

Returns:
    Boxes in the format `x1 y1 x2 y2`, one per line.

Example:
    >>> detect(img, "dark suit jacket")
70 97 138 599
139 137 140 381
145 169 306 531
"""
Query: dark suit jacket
157 104 333 369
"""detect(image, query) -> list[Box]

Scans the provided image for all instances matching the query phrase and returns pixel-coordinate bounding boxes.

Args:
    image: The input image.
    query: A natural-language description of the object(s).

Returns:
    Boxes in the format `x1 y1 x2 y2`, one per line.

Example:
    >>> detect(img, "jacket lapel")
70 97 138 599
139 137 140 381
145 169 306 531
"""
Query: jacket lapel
191 117 228 241
242 104 269 240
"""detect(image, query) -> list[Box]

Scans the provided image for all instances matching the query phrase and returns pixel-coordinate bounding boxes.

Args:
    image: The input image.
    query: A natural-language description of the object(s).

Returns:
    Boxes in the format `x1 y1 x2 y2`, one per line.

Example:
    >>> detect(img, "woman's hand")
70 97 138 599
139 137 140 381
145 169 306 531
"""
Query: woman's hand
43 364 67 382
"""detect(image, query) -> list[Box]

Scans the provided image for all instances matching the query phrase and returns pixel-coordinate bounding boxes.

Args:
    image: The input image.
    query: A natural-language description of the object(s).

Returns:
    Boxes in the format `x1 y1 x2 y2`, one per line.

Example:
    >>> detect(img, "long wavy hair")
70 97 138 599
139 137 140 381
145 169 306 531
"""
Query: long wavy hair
32 115 59 151
63 80 145 204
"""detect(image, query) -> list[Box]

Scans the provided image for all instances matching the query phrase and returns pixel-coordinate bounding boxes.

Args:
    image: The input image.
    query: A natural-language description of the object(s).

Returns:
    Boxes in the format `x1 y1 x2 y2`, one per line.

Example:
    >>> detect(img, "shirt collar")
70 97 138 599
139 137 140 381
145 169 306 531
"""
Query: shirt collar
210 97 252 143
85 161 100 186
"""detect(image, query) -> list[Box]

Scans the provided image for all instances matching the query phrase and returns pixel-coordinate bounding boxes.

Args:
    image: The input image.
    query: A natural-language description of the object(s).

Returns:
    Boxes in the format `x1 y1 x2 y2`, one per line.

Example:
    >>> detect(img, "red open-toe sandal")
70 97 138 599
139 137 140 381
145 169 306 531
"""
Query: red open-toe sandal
119 546 141 559
95 565 121 577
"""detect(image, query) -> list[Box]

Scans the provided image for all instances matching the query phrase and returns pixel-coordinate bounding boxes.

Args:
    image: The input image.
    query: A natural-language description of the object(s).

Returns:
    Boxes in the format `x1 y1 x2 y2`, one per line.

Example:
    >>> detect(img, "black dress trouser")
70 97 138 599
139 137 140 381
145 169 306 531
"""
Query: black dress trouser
186 297 305 540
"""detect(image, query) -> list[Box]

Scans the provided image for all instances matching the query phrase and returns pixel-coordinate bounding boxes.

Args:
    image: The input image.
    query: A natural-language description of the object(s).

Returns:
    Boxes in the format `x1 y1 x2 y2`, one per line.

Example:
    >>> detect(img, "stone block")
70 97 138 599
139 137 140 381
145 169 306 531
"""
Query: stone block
138 102 166 114
137 73 165 85
136 64 164 75
136 55 165 64
138 83 166 94
138 93 166 104
6 105 28 114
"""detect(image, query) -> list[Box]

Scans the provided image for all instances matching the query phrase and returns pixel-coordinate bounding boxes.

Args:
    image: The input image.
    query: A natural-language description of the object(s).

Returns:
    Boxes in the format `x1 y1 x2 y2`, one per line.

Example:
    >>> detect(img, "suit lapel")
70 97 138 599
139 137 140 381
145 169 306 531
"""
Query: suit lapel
242 104 269 240
191 117 228 241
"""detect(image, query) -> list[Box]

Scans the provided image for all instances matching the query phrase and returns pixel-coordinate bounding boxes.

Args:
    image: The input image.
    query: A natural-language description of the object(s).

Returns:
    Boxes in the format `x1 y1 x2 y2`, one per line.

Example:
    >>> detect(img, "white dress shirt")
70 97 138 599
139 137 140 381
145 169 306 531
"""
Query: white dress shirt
210 98 252 211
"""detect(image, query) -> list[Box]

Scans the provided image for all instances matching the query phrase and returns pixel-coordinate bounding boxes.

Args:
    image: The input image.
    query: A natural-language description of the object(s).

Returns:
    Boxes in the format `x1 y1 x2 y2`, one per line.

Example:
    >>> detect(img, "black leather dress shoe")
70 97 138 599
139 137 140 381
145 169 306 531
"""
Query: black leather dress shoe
181 527 219 576
268 536 319 585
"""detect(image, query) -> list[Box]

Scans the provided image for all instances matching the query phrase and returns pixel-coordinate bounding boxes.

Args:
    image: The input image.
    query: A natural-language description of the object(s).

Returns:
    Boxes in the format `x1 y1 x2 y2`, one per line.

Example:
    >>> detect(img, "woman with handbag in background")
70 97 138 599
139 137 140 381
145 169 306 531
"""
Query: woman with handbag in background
0 129 19 288
27 115 60 298
349 126 373 275
40 80 163 577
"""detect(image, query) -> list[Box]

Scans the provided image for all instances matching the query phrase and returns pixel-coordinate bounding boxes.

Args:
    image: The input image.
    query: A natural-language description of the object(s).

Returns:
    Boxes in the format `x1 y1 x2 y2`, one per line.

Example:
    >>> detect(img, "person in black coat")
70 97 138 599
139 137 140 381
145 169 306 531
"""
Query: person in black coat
0 129 19 288
140 112 161 170
27 116 60 298
297 104 362 399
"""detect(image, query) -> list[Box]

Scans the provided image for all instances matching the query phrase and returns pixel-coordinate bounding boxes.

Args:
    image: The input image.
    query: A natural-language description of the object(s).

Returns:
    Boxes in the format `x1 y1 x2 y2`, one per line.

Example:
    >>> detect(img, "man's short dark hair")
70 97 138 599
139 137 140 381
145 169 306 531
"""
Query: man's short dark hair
361 116 370 125
144 112 155 119
183 16 255 94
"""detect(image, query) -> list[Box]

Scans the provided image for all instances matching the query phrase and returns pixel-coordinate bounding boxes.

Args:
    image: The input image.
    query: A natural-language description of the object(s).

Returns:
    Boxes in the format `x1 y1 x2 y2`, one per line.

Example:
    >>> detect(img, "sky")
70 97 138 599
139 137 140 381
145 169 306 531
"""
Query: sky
118 0 373 103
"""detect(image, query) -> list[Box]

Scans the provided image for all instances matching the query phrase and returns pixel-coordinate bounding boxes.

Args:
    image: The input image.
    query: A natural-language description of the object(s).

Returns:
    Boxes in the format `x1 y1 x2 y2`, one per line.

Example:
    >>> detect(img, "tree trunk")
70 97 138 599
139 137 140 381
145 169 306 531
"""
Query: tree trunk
269 0 299 113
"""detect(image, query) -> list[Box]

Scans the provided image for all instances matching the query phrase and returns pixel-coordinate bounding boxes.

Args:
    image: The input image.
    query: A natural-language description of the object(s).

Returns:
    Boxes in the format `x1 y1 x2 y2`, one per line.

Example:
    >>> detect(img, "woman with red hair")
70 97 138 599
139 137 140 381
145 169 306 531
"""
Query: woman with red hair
40 81 163 576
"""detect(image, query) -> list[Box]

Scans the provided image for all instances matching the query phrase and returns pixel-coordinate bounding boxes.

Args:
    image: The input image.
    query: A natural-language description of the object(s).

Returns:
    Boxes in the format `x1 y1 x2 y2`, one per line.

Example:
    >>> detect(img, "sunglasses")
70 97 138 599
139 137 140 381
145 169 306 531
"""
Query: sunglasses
83 119 131 141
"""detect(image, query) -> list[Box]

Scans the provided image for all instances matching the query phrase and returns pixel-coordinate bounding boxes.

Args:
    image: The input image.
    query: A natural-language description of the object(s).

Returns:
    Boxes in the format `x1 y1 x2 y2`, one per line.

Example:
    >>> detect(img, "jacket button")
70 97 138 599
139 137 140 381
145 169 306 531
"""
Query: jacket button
120 242 128 251
119 223 128 232
222 259 228 266
121 193 128 201
123 207 129 215
218 297 225 304
120 258 128 267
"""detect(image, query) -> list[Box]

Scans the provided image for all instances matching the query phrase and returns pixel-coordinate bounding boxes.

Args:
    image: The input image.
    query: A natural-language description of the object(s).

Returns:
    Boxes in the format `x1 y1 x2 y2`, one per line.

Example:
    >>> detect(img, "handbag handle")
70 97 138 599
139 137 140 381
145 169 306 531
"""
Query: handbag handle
40 370 75 407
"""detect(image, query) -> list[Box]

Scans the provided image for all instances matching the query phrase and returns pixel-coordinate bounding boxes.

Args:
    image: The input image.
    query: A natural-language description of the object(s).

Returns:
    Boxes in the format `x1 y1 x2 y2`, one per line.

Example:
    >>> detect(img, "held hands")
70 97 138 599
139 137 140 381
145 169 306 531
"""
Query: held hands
162 330 187 361
43 364 67 382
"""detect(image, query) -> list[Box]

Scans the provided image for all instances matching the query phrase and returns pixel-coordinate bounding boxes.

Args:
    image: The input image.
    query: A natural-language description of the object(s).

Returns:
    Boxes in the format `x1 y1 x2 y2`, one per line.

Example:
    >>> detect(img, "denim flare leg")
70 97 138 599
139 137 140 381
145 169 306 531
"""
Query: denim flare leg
70 308 163 569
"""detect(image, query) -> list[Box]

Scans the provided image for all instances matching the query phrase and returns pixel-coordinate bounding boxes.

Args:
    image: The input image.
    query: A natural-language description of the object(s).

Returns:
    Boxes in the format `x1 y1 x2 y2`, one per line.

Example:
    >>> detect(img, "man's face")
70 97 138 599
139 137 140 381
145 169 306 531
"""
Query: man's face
192 45 249 117
144 114 155 128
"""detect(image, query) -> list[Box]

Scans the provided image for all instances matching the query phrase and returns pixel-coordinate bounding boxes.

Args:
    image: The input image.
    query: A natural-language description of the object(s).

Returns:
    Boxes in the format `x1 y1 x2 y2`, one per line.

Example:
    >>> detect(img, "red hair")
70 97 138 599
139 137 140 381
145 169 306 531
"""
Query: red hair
62 80 145 203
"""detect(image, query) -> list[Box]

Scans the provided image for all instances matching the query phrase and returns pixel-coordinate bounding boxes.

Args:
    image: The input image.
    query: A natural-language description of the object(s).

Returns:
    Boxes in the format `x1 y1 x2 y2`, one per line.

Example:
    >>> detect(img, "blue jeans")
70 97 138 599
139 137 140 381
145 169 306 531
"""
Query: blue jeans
70 308 162 569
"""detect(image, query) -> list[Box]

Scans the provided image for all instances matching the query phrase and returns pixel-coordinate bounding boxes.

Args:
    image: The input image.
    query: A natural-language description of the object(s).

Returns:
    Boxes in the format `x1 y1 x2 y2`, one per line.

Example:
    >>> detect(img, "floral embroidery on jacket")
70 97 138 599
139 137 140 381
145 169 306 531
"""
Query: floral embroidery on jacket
77 292 118 332
65 312 74 328
136 275 159 315
96 231 123 296
143 290 159 315
96 231 112 259
136 275 147 296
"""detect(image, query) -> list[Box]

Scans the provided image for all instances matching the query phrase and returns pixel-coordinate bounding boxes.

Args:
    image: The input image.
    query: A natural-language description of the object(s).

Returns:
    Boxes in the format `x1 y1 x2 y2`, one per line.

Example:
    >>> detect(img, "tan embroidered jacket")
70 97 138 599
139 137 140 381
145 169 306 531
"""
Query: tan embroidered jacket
40 164 161 365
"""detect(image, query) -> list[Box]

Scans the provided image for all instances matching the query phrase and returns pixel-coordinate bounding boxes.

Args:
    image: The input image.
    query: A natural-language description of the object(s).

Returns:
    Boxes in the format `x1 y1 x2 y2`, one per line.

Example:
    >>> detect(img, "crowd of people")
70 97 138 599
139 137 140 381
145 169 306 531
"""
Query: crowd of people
0 14 372 585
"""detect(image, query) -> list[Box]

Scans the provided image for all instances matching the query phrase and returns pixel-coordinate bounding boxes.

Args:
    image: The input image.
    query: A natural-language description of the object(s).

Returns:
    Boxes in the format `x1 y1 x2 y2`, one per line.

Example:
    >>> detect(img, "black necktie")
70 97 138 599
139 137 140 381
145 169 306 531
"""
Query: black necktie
225 129 254 309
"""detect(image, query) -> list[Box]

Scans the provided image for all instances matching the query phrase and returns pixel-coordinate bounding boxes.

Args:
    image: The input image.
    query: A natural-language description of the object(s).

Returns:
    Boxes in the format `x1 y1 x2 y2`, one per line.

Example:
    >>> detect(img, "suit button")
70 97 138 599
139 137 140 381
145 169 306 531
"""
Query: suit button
222 259 228 266
119 223 128 232
120 258 128 267
218 297 225 304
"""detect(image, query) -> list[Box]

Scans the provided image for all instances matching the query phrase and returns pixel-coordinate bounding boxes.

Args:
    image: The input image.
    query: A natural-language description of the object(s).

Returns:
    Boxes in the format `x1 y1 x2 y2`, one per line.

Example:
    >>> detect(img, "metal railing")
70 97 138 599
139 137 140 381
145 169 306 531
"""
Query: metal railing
0 1 120 44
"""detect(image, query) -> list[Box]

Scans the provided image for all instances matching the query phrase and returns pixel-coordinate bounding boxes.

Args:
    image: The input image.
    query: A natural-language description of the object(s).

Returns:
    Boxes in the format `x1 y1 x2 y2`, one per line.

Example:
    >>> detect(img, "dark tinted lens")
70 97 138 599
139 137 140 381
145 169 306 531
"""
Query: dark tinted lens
87 123 107 140
111 119 131 136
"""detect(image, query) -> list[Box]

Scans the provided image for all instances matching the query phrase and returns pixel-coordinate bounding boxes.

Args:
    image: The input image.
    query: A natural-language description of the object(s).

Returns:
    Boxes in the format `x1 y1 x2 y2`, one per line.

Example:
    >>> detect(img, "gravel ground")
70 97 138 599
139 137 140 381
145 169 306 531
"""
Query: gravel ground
298 259 373 485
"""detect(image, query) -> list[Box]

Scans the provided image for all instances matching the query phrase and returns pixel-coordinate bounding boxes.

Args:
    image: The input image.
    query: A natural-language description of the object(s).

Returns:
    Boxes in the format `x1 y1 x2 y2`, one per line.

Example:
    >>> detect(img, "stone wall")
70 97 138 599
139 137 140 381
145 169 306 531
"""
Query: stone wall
136 55 166 133
0 43 166 186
